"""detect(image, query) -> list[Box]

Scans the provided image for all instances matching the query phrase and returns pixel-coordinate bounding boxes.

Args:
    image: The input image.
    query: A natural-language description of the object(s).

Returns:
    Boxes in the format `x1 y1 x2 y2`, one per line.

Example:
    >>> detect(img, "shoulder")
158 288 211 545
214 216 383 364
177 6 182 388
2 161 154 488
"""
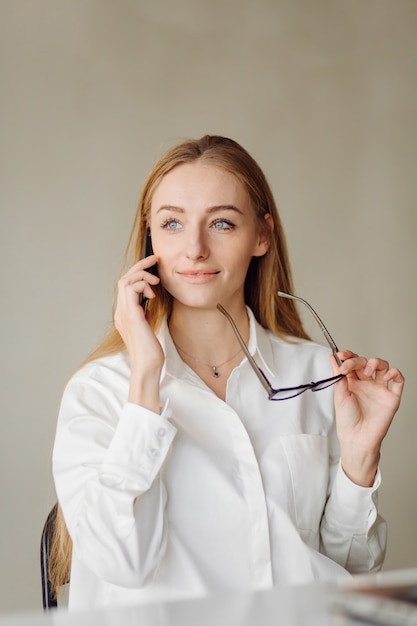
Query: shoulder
269 332 333 380
268 331 330 358
249 307 330 360
270 327 331 360
249 311 332 380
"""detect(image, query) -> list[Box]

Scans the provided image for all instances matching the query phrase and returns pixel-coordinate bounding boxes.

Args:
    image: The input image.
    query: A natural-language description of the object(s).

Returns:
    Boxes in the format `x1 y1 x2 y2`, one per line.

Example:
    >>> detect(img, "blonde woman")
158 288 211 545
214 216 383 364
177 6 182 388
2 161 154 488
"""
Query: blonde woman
51 135 404 610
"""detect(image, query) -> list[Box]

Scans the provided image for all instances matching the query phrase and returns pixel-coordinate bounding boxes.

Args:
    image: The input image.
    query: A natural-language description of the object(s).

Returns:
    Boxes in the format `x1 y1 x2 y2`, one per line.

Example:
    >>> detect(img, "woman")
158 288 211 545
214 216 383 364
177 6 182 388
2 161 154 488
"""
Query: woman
51 135 404 610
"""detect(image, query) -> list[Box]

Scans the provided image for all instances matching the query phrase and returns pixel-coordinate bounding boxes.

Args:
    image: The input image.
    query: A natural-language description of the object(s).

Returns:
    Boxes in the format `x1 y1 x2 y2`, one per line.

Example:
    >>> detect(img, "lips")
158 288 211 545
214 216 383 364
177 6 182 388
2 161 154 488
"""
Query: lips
177 270 220 283
179 271 219 276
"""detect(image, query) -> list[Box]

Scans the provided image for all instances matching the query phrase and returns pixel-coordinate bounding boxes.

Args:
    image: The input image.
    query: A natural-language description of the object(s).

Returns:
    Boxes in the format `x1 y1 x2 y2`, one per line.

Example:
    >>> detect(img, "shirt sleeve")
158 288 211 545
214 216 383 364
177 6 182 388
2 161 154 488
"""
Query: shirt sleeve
52 367 177 588
320 461 387 574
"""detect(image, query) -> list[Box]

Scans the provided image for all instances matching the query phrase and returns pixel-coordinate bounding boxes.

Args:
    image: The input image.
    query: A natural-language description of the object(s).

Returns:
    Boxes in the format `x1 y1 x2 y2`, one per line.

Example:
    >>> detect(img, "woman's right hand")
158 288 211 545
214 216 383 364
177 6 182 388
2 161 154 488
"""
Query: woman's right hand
114 255 164 411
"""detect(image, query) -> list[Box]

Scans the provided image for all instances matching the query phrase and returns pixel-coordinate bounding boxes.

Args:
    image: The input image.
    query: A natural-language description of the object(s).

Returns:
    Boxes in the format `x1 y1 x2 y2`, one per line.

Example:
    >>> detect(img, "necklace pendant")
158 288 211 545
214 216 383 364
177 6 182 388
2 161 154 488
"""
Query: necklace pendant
212 367 220 378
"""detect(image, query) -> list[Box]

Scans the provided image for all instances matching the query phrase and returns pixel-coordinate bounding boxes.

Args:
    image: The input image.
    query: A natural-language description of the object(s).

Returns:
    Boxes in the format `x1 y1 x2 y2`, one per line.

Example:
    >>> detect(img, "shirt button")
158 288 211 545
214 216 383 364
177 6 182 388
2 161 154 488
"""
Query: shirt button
157 427 167 438
149 447 160 458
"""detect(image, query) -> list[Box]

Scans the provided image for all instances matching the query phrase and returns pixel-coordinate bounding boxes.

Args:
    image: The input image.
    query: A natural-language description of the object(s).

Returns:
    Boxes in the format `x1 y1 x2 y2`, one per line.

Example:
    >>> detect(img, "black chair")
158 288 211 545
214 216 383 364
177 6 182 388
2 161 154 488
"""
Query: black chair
40 503 59 610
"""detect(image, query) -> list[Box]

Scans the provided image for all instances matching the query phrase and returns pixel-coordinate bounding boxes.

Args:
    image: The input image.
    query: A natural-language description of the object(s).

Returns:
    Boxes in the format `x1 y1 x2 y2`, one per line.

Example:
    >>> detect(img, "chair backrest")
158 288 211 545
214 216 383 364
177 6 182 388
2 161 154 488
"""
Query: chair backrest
40 503 59 610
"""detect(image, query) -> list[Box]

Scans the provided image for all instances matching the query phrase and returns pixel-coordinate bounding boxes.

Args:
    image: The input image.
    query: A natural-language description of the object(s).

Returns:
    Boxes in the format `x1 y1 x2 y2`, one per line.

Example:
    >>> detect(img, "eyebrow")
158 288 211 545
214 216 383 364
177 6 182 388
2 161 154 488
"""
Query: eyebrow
155 204 244 216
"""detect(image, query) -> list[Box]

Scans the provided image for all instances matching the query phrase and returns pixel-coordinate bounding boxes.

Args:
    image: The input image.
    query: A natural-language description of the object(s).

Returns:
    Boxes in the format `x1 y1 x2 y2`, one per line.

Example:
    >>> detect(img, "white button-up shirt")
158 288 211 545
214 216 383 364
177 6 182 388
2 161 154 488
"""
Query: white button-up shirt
53 309 385 611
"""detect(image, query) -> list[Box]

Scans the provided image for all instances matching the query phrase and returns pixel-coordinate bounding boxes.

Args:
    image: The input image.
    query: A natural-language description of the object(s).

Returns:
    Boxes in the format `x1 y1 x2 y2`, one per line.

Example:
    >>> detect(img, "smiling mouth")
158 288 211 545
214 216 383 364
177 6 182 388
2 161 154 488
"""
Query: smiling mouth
178 271 220 281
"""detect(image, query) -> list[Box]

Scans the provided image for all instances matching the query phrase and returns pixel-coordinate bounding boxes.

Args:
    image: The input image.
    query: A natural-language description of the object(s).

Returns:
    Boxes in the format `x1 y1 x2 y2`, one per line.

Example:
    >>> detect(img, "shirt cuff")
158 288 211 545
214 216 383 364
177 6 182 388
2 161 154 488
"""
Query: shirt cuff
325 461 381 532
99 401 177 493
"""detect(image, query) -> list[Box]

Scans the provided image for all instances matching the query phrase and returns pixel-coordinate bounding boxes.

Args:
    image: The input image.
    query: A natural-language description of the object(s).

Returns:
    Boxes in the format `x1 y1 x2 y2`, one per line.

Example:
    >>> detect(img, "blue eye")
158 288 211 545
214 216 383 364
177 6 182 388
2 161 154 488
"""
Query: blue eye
212 220 234 230
162 219 181 231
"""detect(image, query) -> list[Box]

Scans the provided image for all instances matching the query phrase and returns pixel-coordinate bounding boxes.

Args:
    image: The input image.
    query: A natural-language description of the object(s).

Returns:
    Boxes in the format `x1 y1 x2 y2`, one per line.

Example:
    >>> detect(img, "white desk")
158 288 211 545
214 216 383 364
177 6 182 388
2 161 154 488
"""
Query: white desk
2 576 417 626
0 584 339 626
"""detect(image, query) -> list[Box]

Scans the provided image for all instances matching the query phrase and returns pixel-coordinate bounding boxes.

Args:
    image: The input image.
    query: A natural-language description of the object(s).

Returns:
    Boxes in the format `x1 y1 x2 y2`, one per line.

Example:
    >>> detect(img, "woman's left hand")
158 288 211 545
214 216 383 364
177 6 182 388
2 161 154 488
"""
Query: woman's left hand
330 350 405 487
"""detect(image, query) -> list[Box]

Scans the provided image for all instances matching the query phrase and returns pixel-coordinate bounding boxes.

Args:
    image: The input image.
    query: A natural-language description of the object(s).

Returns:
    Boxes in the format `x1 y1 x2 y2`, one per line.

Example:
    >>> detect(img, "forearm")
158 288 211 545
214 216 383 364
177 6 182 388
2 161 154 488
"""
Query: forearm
53 376 177 586
61 472 169 587
320 463 386 573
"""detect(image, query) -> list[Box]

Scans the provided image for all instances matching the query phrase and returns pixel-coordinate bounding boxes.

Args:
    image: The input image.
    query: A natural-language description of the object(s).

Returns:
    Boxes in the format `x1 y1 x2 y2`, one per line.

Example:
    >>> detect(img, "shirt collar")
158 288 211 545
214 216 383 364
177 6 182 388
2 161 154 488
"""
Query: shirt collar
158 307 276 381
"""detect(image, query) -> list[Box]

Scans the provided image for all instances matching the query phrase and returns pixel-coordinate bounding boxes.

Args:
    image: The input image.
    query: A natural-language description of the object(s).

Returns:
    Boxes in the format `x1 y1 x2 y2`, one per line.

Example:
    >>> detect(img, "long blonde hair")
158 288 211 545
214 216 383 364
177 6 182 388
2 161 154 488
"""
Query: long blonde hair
49 135 310 596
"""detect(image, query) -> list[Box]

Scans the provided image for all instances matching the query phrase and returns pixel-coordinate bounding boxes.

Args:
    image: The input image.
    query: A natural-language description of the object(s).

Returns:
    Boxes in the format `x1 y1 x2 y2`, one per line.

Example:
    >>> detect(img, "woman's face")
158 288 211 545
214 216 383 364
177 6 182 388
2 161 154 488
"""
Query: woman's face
149 160 270 312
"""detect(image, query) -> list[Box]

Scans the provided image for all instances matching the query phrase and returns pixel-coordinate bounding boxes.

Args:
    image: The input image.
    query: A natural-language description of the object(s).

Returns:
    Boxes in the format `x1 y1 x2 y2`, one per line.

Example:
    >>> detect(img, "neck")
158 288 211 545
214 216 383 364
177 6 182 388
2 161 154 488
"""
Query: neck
168 301 250 365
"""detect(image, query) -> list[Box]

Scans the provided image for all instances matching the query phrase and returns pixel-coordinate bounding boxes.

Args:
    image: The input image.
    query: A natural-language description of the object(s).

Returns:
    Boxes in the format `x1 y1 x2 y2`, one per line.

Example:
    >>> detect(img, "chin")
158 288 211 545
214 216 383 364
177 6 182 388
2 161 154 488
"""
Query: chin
168 292 219 311
164 284 214 307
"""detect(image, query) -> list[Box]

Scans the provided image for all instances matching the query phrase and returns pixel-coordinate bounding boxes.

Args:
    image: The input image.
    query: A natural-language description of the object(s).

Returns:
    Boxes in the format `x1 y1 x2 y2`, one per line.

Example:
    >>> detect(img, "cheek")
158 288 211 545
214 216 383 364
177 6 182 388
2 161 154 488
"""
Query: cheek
229 237 261 267
153 255 169 281
151 246 176 289
150 233 170 266
225 253 253 284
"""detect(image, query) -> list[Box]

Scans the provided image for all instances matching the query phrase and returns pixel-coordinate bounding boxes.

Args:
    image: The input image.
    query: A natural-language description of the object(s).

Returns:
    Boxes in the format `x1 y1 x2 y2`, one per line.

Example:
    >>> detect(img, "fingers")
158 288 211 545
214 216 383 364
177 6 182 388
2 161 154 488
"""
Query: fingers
331 350 405 396
339 354 388 380
118 256 160 303
348 357 389 381
334 352 368 379
114 256 161 336
382 367 405 398
114 258 162 357
122 255 159 285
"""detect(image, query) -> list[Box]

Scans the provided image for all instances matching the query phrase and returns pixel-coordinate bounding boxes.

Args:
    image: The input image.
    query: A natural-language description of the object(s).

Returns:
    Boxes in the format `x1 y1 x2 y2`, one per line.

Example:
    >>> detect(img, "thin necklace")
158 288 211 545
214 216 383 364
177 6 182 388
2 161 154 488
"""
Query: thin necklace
174 343 243 378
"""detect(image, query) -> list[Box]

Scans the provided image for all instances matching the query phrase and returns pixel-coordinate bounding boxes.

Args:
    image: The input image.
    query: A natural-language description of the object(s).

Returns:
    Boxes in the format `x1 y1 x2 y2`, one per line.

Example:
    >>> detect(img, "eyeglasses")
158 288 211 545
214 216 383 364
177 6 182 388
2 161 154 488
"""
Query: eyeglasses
217 292 345 401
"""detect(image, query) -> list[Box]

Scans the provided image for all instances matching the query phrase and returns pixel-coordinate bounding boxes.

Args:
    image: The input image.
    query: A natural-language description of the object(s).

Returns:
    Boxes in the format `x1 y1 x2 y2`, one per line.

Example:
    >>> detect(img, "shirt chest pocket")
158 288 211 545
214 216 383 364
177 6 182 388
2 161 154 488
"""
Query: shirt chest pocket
281 434 330 534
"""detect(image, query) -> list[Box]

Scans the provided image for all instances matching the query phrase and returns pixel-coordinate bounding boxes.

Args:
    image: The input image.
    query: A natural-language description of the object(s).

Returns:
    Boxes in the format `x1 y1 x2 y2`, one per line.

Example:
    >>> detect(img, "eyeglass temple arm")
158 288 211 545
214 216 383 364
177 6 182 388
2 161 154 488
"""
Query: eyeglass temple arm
216 304 274 397
277 292 343 367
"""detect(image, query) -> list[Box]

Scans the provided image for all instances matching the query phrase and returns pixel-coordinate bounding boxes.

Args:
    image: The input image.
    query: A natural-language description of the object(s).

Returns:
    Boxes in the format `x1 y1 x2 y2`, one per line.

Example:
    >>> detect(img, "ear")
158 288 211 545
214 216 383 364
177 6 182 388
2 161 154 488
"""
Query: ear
253 213 273 257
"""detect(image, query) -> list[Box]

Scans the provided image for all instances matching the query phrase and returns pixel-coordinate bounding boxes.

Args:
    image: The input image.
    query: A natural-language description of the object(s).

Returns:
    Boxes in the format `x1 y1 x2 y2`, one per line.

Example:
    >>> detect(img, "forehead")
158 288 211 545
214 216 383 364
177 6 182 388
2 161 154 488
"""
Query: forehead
151 161 250 210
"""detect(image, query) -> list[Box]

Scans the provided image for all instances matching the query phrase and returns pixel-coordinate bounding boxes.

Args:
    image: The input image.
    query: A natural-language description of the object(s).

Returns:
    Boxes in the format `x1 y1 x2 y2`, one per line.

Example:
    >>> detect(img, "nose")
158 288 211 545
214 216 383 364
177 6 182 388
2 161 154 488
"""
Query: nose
185 225 209 261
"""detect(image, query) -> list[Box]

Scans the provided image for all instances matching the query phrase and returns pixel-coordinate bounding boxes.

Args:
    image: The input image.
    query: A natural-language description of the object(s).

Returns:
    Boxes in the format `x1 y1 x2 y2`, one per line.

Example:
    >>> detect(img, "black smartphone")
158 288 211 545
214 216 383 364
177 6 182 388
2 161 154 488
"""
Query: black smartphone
140 228 158 311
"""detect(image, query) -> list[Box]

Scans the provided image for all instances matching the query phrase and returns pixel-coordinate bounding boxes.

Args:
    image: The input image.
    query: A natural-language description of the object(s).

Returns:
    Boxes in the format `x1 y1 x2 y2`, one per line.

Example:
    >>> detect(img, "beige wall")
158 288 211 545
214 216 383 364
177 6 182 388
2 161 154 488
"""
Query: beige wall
1 0 416 612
